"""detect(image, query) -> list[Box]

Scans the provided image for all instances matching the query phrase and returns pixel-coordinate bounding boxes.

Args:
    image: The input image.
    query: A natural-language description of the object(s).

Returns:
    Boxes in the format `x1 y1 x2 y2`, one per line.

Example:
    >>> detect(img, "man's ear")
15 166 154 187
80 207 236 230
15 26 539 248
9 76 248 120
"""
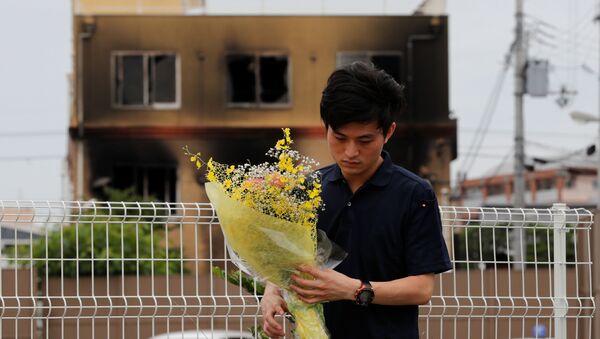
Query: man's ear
384 122 397 143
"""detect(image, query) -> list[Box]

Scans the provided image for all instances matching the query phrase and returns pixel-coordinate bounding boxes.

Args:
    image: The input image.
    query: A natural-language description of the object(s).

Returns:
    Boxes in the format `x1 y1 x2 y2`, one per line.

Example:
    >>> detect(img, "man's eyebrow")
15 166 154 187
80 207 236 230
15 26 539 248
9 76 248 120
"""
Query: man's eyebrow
332 130 377 138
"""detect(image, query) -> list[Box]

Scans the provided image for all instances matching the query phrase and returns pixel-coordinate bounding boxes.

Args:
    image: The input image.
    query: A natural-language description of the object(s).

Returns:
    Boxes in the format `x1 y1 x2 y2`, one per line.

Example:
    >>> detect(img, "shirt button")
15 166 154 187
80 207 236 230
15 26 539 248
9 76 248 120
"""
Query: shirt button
347 202 352 207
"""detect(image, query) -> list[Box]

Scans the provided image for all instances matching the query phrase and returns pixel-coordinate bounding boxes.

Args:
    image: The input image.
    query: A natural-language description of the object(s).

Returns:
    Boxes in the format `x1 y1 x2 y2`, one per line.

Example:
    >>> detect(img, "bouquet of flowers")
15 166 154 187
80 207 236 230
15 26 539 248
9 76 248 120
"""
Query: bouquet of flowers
183 129 344 339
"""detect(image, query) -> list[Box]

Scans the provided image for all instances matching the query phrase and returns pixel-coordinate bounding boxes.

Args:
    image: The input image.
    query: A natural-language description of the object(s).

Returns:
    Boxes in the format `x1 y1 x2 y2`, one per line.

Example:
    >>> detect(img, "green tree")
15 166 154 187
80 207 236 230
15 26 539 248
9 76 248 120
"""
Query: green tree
454 223 576 269
13 187 184 277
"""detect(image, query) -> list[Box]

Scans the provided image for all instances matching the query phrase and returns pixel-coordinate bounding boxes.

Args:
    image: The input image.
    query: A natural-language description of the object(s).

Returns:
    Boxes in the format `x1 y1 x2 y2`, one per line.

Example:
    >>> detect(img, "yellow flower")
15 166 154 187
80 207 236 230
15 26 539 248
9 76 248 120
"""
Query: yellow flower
207 171 216 182
283 128 292 143
223 179 232 189
231 190 242 200
277 154 298 174
300 201 313 210
275 139 287 150
226 165 235 174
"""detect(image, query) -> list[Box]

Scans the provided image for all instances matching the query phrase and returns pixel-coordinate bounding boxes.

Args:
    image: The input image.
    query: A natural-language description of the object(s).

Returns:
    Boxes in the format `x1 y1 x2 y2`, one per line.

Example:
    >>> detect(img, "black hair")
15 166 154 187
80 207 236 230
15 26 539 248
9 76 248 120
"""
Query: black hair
320 61 405 134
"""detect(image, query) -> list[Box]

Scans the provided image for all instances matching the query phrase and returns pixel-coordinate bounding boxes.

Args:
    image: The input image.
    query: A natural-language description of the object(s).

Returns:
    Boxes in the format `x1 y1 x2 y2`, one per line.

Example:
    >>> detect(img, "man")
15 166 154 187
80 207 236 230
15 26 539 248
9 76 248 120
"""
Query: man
261 62 452 338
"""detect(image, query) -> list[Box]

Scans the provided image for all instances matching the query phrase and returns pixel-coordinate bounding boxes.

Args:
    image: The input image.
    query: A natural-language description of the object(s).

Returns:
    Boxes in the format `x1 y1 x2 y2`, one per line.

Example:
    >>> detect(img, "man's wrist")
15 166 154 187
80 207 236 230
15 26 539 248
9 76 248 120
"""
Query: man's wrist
264 282 282 296
348 278 361 300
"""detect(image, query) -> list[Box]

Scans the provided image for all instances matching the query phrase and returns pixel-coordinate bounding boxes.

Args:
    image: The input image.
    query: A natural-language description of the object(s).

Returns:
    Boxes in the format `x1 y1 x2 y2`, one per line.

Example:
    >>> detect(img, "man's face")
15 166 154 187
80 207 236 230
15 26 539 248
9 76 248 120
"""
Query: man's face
326 121 396 179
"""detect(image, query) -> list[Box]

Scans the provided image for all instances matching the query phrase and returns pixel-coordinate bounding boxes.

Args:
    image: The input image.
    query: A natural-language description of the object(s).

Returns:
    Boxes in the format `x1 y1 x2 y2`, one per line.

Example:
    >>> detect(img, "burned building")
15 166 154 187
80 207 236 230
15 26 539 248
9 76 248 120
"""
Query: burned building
69 12 456 202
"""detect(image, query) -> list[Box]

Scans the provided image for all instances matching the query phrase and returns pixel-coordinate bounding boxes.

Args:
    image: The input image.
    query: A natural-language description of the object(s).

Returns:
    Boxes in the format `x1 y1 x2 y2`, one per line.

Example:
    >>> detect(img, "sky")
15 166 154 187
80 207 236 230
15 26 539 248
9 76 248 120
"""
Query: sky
0 0 598 201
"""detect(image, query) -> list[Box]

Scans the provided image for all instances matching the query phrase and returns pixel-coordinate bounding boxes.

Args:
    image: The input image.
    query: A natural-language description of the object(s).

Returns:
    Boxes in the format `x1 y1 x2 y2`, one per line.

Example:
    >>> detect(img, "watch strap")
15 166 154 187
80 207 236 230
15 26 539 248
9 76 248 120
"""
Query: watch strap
354 280 374 306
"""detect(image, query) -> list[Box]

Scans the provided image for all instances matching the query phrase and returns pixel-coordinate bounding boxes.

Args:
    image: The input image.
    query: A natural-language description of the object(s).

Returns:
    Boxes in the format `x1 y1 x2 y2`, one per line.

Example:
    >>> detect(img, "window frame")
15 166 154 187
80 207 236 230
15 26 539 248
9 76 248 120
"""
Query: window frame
224 51 292 109
111 51 181 110
335 50 403 80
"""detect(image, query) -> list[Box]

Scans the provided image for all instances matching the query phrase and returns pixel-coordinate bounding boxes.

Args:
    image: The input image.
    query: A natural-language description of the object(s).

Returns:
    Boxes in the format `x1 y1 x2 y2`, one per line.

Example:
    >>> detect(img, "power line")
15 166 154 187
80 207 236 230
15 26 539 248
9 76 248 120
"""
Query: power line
460 127 594 139
525 9 597 43
483 149 513 180
459 42 513 176
0 131 66 138
458 152 512 159
0 155 64 162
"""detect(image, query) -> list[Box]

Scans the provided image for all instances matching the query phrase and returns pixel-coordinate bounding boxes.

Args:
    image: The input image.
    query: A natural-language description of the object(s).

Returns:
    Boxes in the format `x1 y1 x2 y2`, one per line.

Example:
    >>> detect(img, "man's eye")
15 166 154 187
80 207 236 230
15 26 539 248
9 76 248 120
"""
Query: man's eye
359 139 372 144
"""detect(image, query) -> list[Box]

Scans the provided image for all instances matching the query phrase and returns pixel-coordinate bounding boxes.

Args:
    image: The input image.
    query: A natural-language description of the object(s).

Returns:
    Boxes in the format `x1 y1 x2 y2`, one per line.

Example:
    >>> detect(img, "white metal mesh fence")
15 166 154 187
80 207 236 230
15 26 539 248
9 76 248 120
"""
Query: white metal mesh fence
0 201 594 339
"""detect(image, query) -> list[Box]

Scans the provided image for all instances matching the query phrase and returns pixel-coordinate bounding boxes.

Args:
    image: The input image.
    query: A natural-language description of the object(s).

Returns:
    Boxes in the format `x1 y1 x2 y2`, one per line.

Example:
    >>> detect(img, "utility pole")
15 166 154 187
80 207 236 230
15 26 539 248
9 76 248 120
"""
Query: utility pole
593 3 600 338
513 0 527 271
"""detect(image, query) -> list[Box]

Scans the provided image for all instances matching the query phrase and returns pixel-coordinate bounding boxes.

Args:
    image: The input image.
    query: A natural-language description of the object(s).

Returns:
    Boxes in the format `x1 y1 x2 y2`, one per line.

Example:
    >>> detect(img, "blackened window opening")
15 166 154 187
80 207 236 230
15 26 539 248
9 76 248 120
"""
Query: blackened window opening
337 52 402 84
371 55 401 84
226 53 289 106
113 165 177 202
227 55 256 103
259 56 289 103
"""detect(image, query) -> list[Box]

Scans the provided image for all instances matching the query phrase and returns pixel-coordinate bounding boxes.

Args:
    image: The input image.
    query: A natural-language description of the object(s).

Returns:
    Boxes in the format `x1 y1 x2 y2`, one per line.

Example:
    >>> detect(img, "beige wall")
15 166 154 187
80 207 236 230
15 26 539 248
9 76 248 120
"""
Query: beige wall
1 269 590 338
0 269 38 339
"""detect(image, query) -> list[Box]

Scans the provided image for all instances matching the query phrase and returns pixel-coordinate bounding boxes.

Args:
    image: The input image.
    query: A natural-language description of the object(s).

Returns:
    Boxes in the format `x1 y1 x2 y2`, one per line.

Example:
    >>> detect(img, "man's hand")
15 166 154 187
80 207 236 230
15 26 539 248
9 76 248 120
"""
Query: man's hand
290 265 360 304
260 283 288 338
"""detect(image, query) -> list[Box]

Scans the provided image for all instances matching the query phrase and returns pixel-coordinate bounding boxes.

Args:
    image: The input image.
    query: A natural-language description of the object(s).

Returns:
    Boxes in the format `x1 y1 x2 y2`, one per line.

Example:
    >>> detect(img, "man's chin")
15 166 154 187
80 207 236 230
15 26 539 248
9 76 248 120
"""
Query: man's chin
340 166 363 177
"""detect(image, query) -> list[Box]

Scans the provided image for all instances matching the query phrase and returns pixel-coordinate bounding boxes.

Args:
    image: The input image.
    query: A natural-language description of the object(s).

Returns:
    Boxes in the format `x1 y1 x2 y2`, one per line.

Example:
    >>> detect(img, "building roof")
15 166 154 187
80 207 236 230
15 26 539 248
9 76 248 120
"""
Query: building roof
479 147 596 179
0 226 41 242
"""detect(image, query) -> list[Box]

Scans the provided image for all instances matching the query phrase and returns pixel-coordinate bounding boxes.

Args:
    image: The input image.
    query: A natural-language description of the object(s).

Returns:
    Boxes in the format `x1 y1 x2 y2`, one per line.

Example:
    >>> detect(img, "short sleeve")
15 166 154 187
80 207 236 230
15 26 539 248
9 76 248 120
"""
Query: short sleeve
403 185 452 276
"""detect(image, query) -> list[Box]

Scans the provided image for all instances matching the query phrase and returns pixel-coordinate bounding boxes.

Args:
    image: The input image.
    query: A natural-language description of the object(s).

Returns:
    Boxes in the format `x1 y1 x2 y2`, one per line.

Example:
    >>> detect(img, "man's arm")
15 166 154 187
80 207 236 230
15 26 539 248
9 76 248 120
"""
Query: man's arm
371 273 434 305
290 265 435 306
260 282 288 338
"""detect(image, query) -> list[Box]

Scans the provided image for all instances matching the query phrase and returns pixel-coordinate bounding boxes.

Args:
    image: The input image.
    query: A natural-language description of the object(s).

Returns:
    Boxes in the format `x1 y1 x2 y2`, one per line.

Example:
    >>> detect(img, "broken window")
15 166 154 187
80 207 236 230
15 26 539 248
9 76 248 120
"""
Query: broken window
336 51 402 83
227 55 256 103
226 53 290 107
112 165 177 202
113 52 179 109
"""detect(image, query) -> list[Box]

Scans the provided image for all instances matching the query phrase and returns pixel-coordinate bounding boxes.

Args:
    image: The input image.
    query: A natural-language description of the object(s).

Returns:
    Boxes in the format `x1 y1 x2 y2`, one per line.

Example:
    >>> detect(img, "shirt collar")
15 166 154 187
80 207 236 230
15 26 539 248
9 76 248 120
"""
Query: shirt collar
326 150 394 187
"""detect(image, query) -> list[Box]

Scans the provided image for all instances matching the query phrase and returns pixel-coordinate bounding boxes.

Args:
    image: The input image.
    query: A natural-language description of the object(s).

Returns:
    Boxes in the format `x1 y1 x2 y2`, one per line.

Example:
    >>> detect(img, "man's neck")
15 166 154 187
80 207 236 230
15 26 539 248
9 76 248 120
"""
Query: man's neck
342 156 384 193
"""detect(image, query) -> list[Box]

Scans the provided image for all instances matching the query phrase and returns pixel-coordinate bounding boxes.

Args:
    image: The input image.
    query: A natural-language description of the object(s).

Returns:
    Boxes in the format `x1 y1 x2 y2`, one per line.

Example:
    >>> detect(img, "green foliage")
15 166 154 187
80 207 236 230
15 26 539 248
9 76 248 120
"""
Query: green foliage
12 187 185 277
211 266 265 296
250 325 270 339
454 223 576 269
212 266 270 338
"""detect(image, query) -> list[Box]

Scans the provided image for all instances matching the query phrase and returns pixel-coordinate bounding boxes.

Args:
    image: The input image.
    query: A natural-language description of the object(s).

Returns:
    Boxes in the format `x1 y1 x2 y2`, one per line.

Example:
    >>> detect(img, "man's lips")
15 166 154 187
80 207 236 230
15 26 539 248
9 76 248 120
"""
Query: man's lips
341 160 360 166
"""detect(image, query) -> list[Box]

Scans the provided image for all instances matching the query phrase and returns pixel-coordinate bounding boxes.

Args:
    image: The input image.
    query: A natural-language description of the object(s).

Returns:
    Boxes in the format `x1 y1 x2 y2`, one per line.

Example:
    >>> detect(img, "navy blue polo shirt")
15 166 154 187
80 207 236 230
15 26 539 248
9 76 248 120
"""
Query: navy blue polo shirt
317 151 452 339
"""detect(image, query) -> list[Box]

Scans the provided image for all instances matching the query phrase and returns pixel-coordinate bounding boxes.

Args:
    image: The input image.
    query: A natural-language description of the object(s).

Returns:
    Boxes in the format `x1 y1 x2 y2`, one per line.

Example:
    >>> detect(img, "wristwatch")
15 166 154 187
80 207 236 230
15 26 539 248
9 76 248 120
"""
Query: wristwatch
354 280 374 306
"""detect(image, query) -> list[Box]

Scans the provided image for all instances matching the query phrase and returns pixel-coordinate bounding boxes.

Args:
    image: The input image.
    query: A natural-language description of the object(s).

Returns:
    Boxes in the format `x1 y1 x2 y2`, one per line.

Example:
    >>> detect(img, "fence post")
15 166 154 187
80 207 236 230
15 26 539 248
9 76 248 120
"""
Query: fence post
552 203 568 339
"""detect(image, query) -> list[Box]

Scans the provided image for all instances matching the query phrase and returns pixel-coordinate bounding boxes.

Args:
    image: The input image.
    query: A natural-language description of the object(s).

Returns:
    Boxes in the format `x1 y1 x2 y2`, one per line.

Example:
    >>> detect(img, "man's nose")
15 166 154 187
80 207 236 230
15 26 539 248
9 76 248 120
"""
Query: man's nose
345 142 359 158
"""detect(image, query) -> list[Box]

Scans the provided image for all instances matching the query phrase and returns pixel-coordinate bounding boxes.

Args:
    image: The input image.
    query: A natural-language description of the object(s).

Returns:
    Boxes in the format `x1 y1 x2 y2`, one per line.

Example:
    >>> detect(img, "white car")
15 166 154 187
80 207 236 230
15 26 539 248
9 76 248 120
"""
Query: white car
149 330 254 339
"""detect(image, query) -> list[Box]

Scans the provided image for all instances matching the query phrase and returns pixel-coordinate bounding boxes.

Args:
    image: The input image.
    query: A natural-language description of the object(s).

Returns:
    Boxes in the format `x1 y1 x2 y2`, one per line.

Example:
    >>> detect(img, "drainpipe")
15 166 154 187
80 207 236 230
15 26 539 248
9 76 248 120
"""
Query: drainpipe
406 16 442 121
406 16 442 173
76 18 95 200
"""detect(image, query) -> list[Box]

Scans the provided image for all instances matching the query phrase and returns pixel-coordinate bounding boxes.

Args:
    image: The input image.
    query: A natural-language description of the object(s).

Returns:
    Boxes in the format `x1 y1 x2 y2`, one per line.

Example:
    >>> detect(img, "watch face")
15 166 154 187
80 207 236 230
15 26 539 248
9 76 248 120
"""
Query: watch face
358 289 374 305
